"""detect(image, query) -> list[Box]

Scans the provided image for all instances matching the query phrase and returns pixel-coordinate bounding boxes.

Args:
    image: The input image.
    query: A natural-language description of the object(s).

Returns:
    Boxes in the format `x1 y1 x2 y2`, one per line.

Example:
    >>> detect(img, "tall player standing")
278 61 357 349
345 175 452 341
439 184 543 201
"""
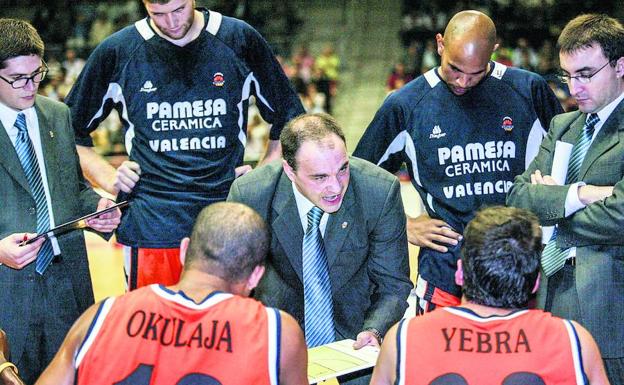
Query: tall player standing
66 0 304 290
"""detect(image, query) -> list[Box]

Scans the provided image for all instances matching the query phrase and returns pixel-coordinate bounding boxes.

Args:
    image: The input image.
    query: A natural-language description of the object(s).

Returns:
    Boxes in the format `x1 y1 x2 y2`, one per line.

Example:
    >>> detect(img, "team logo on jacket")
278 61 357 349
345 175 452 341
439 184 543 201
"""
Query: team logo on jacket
501 116 514 132
213 72 225 87
140 81 157 93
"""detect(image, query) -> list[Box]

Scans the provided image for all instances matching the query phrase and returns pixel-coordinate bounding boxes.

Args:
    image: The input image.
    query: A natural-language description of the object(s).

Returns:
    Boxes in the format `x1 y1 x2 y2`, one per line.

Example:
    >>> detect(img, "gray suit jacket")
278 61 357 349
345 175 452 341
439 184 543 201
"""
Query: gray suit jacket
228 157 412 339
0 96 101 363
507 100 624 357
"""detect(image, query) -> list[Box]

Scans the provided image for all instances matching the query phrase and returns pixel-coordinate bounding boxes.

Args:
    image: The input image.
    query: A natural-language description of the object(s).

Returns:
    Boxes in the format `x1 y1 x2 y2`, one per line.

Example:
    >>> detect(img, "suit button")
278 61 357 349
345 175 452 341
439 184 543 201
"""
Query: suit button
28 207 36 215
26 274 35 281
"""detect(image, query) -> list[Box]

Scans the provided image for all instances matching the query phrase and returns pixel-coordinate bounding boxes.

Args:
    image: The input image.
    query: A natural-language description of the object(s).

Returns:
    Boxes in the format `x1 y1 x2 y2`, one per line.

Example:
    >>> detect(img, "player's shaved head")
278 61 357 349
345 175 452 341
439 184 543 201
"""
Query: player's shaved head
443 10 497 50
436 10 498 95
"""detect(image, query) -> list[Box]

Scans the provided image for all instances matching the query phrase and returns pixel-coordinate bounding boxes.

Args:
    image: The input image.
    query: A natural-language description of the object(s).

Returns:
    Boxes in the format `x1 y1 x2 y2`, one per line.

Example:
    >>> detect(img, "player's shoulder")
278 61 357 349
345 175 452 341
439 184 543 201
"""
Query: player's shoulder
491 61 548 88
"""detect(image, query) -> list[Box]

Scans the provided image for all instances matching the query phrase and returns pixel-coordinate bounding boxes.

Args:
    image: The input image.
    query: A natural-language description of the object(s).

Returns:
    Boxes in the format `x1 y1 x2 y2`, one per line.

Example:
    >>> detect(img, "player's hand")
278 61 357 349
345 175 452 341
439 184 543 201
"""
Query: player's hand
353 330 381 349
530 170 558 185
407 214 462 252
235 165 252 178
0 233 44 269
86 198 122 233
113 161 141 194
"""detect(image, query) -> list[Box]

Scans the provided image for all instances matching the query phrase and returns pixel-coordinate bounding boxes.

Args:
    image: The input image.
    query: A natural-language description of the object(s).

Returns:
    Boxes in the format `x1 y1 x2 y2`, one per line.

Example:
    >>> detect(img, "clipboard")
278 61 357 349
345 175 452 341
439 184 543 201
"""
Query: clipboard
22 201 129 245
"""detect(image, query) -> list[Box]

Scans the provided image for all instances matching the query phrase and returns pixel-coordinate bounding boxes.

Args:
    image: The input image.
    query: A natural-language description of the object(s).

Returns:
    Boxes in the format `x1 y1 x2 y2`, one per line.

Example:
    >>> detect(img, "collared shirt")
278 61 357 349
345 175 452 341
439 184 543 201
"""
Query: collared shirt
291 181 329 236
0 102 56 227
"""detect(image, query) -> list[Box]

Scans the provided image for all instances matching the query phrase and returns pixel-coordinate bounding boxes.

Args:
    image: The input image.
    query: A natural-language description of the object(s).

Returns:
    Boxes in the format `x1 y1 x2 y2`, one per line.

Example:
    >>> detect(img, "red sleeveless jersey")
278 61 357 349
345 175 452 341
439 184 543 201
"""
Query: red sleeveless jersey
397 307 587 385
75 285 281 385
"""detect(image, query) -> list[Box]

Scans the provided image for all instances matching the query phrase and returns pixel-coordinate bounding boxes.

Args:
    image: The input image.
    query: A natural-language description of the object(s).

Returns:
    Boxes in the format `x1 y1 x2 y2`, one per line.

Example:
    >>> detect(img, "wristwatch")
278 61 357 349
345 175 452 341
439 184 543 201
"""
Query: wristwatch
364 327 383 344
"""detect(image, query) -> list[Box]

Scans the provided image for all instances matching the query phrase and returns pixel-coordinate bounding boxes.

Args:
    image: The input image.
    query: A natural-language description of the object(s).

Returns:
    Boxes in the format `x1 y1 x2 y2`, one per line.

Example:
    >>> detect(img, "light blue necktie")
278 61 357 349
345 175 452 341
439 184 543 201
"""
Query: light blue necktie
14 112 55 274
302 206 335 347
541 113 600 276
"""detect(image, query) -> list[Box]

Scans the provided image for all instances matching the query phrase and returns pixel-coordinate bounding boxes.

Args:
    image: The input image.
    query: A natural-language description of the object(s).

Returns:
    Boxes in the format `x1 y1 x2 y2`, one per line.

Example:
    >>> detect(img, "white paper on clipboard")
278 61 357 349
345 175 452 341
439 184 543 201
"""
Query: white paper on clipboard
541 140 573 244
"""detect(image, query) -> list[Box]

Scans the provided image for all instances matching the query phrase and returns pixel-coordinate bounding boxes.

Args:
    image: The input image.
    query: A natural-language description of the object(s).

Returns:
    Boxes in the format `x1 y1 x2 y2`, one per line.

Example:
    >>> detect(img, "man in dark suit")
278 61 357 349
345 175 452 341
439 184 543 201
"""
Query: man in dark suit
507 14 624 384
228 113 412 382
0 19 120 384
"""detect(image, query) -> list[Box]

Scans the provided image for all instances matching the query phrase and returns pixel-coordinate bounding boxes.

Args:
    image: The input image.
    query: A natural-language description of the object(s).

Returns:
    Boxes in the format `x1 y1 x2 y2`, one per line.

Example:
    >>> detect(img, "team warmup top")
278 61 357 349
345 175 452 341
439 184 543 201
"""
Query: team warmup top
75 285 281 385
354 62 563 297
67 9 304 248
396 307 587 385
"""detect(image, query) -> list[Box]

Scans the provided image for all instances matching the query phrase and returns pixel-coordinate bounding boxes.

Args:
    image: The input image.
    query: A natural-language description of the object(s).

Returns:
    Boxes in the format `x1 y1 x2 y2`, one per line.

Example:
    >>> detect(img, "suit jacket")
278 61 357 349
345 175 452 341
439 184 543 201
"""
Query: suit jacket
0 96 101 364
507 99 624 357
228 157 412 339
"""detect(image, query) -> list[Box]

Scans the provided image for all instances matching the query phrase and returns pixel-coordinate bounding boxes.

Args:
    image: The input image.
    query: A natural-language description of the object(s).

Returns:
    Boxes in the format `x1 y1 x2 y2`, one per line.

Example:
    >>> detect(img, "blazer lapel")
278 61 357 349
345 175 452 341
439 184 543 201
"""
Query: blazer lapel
323 182 355 269
580 101 624 179
0 116 32 194
272 173 305 281
34 99 61 203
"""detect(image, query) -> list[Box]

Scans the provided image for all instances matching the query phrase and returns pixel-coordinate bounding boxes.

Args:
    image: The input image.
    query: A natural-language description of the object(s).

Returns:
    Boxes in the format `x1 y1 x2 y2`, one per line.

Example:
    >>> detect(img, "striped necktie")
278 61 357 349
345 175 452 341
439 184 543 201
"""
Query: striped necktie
13 112 55 274
302 206 335 347
541 113 600 277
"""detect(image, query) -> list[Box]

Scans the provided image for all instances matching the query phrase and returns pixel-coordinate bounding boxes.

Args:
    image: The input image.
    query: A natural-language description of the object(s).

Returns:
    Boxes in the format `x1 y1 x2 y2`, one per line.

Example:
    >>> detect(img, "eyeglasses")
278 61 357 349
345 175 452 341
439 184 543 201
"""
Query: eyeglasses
557 61 611 85
0 61 49 89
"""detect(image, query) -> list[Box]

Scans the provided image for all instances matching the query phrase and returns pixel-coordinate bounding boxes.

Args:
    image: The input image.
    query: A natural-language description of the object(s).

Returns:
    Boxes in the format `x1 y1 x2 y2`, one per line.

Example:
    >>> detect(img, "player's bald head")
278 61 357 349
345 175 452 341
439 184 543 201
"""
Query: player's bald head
443 10 497 51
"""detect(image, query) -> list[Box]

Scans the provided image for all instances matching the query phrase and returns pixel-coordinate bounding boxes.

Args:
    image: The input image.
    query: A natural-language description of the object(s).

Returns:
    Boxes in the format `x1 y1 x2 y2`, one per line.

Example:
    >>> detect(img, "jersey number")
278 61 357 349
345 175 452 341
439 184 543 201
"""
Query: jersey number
115 364 223 385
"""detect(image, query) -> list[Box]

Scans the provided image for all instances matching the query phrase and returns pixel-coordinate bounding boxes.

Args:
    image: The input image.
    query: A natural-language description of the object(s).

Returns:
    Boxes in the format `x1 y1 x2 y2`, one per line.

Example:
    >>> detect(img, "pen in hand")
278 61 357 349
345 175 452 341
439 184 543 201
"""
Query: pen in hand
19 234 28 247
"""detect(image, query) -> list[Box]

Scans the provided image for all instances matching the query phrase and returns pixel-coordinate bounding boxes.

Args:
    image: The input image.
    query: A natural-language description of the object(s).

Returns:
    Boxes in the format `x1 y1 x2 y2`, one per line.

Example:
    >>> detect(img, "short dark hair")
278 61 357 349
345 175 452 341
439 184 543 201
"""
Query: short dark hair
0 19 44 69
280 113 346 170
558 14 624 64
185 202 269 282
461 206 542 308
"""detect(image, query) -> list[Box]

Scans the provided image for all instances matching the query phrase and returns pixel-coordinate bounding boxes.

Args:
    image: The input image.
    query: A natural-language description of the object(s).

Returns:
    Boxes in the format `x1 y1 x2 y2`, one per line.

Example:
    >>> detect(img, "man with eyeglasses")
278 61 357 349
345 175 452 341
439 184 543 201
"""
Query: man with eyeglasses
65 0 304 291
0 18 121 384
507 14 624 383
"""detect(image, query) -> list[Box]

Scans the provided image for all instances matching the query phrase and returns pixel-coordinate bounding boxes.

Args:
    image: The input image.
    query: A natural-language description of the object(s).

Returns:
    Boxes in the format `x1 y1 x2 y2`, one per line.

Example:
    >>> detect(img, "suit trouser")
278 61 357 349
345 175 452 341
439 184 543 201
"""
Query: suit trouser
545 264 624 385
16 263 80 384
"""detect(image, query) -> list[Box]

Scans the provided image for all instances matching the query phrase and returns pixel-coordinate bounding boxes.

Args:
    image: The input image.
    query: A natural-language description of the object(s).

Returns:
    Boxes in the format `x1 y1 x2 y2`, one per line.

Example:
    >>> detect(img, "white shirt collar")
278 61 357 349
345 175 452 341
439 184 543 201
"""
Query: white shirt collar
291 181 329 235
0 102 36 136
593 91 624 126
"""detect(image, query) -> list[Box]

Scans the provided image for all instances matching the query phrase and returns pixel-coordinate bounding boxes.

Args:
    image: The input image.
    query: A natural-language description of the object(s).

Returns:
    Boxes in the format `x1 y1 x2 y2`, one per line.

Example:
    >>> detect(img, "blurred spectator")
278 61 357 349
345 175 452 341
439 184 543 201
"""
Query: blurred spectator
292 45 315 85
420 40 439 73
62 48 85 84
315 44 340 113
387 62 414 93
88 11 115 49
301 82 326 113
511 37 538 71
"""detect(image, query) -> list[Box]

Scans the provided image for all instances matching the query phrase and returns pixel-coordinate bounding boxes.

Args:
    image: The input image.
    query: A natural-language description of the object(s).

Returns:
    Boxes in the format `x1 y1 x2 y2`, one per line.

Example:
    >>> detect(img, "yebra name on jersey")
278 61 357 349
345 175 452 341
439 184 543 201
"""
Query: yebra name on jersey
146 98 227 153
437 140 516 199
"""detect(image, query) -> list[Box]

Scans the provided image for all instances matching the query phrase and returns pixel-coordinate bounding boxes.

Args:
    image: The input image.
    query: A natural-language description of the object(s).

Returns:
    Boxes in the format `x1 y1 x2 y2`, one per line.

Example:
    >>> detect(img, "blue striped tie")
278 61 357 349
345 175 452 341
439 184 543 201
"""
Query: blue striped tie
541 113 600 276
302 206 335 347
13 113 55 274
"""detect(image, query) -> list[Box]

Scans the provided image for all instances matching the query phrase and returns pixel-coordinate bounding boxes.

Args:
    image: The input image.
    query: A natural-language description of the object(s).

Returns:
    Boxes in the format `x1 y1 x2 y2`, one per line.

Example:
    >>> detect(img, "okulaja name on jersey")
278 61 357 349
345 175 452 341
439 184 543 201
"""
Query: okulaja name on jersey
146 98 228 153
437 140 516 199
126 310 233 352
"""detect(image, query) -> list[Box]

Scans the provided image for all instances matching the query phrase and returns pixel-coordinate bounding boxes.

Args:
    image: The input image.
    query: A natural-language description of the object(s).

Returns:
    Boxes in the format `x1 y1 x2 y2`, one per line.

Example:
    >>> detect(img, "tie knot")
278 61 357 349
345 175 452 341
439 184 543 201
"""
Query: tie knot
307 206 323 228
585 113 599 131
14 113 27 133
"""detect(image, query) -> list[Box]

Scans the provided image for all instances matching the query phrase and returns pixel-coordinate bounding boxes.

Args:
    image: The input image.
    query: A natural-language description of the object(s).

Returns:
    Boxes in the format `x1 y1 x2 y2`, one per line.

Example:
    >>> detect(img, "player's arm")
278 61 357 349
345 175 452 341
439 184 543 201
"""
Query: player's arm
77 145 141 196
34 304 100 385
370 323 399 385
257 138 282 166
571 321 610 385
279 311 308 385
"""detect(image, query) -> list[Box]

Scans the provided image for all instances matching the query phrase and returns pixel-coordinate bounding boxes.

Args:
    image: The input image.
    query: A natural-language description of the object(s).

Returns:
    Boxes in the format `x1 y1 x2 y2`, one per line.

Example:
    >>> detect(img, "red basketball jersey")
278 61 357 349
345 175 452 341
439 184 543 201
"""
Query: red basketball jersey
397 307 587 385
75 284 281 385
